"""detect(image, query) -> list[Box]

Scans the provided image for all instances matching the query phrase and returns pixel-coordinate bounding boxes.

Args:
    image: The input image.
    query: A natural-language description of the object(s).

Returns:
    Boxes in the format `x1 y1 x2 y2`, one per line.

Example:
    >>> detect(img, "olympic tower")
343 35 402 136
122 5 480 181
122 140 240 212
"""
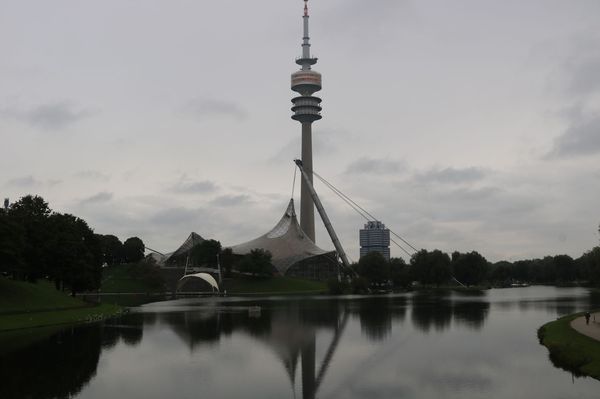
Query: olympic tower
291 0 322 242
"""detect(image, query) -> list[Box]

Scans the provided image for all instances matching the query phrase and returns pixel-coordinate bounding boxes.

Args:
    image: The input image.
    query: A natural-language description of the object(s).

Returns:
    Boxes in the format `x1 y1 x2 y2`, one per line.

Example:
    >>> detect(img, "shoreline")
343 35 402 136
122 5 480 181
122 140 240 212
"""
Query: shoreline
0 303 124 333
538 311 600 380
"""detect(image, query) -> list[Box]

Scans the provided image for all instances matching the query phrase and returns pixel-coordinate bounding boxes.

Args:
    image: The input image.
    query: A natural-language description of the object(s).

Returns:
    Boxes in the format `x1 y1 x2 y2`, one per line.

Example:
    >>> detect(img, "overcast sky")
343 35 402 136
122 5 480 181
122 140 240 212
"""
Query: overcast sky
2 0 599 262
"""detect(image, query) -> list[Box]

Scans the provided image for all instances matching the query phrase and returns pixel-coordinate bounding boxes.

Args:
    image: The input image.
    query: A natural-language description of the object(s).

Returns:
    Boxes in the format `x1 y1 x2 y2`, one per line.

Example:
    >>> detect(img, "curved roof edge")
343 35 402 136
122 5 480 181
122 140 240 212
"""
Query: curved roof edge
178 272 219 291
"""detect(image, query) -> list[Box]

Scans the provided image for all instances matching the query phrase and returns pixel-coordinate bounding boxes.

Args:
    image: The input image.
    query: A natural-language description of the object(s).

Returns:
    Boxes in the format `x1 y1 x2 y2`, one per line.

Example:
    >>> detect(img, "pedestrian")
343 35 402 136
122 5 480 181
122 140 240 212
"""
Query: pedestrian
585 312 591 325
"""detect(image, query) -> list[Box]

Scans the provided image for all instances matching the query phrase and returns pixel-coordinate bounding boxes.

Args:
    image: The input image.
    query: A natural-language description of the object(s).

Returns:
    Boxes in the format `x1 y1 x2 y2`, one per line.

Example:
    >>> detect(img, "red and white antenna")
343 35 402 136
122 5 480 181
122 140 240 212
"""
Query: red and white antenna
304 0 308 17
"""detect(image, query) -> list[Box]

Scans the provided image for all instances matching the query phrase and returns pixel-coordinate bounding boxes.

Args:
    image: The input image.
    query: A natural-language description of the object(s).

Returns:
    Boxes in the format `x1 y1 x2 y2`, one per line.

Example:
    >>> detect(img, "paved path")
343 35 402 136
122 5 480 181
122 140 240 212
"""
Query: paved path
571 312 600 341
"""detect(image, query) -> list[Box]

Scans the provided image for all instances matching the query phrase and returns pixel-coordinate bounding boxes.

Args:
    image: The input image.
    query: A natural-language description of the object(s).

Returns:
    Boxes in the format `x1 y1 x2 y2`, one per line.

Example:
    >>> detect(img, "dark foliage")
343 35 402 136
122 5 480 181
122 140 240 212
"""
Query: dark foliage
390 257 411 288
122 237 145 263
357 251 390 286
410 249 452 287
0 195 143 295
451 251 488 286
238 248 274 277
190 239 222 268
99 234 123 265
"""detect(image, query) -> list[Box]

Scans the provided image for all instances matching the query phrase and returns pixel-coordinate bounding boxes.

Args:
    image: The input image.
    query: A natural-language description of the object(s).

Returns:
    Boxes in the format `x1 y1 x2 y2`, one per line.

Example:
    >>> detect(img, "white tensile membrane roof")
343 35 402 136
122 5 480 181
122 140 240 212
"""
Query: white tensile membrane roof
230 199 335 275
178 272 220 291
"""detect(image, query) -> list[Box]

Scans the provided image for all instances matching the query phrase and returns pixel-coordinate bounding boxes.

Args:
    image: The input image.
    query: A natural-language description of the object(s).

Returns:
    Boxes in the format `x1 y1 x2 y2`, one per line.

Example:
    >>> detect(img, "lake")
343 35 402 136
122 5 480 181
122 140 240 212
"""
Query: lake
1 286 599 398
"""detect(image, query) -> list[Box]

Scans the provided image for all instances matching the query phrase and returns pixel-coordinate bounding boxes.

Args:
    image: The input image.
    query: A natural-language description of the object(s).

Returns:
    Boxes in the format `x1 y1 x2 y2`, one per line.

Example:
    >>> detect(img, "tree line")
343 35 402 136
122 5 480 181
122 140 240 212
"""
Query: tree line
353 240 600 290
0 195 146 294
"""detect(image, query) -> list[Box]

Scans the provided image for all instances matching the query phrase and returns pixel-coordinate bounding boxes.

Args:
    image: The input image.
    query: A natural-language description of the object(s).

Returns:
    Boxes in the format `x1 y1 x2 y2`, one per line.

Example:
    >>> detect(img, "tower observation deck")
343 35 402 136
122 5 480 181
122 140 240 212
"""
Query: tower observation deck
292 0 322 242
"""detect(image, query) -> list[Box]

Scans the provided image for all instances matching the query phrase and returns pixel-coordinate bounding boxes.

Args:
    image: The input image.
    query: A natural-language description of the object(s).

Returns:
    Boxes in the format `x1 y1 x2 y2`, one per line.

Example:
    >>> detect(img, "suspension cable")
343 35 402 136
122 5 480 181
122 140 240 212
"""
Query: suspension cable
312 170 418 254
390 238 414 257
315 174 371 221
291 165 297 199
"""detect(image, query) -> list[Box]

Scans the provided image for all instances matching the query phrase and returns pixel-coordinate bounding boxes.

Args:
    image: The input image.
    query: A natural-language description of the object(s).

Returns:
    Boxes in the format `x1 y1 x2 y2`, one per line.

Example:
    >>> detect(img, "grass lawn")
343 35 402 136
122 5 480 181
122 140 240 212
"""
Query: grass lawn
538 312 600 380
0 277 123 332
223 276 326 295
101 264 163 293
0 277 85 313
0 303 122 332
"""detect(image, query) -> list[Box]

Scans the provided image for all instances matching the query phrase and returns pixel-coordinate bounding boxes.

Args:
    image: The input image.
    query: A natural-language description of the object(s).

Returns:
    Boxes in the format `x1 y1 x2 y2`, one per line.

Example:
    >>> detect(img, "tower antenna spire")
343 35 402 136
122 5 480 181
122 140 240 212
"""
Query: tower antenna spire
304 0 308 16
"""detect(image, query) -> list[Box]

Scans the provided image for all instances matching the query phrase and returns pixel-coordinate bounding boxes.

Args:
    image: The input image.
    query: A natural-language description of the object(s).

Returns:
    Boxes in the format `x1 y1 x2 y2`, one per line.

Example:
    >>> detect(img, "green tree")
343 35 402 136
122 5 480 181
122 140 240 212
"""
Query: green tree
0 211 25 278
554 254 576 282
98 234 123 265
490 261 512 284
191 239 222 267
238 248 273 277
389 257 411 288
358 252 390 286
410 249 452 287
8 195 52 281
46 213 103 295
219 247 235 277
583 247 600 286
451 251 488 286
512 260 533 282
122 237 145 263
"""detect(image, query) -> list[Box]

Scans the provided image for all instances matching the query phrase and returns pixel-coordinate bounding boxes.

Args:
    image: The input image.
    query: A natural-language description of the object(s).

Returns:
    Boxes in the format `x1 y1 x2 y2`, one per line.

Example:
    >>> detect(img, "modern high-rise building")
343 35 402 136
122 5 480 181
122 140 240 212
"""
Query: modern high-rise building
360 221 391 261
291 0 322 243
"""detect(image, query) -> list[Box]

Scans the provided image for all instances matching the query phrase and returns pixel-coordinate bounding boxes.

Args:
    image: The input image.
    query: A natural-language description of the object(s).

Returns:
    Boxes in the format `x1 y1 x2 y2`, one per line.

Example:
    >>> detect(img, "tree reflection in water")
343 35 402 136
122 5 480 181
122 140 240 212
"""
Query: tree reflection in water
0 293 493 399
0 325 102 399
410 291 490 332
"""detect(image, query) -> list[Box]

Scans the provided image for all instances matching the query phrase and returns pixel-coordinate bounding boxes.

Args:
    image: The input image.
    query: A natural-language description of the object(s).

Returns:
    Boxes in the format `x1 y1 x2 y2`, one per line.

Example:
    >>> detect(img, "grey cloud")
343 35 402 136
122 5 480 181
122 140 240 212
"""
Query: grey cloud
171 178 218 194
183 98 247 121
6 175 41 187
547 37 600 159
74 170 110 181
325 0 411 28
345 157 406 175
417 167 488 184
0 101 91 130
563 41 600 98
547 114 600 158
210 194 251 207
150 207 210 226
80 192 113 205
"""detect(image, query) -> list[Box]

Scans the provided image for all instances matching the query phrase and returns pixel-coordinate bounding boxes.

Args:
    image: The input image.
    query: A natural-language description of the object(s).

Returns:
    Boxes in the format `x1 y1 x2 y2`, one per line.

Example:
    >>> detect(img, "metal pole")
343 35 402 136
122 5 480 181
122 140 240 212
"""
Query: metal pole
294 160 355 274
217 253 222 285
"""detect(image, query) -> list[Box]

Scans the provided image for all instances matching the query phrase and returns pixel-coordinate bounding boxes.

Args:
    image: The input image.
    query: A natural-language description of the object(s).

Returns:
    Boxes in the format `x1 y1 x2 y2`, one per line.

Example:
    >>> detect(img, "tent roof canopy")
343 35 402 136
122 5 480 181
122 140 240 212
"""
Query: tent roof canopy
230 199 335 275
178 272 219 291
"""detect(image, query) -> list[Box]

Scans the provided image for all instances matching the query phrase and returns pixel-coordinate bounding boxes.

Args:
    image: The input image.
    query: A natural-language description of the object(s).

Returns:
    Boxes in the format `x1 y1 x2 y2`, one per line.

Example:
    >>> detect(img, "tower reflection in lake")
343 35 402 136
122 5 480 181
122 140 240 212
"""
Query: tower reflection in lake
2 287 600 399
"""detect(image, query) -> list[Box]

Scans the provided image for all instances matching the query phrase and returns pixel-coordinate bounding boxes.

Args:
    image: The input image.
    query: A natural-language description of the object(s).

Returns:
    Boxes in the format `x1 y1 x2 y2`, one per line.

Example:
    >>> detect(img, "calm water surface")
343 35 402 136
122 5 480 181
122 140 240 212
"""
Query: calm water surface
2 286 600 398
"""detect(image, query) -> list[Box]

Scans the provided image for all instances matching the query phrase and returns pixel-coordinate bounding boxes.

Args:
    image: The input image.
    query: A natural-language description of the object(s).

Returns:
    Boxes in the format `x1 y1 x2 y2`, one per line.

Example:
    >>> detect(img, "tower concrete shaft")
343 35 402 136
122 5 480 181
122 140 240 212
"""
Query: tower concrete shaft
300 122 315 241
291 0 321 242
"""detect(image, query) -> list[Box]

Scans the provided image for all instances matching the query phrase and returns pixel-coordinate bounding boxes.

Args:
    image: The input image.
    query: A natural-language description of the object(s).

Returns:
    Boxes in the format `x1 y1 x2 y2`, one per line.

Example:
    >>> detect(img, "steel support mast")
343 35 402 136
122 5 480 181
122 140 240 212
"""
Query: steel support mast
294 160 355 275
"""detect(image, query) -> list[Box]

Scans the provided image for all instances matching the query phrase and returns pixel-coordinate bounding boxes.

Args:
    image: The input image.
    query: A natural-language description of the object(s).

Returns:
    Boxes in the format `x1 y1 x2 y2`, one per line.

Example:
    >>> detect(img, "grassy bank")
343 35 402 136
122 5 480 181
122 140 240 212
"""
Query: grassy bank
538 312 600 380
0 303 122 332
0 277 122 332
101 264 164 293
223 276 326 295
0 278 85 313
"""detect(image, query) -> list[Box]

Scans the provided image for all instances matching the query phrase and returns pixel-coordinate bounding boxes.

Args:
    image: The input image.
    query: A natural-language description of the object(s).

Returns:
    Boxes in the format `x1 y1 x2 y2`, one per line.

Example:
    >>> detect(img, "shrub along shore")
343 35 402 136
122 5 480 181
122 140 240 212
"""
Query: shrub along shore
538 312 600 380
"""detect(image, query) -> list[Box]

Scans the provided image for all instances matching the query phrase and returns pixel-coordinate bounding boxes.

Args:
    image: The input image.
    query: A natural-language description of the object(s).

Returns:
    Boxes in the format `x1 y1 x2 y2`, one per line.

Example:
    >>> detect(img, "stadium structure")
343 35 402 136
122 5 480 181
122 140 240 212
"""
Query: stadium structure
230 199 339 280
154 199 340 281
147 1 354 283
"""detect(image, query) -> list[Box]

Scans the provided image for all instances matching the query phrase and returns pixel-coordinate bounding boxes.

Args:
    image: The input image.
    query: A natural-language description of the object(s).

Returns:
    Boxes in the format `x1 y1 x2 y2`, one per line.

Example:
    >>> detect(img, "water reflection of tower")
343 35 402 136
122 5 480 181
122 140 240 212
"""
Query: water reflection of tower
291 0 322 242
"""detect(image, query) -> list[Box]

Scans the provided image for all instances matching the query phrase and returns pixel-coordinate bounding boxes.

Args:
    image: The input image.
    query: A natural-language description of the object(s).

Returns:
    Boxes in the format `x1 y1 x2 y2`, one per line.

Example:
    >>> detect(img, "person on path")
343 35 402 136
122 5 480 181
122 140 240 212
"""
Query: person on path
585 312 591 325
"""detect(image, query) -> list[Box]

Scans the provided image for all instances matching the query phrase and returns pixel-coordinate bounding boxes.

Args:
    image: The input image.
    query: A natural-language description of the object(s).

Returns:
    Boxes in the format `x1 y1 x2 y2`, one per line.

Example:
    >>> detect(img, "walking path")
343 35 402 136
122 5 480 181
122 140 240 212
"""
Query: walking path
571 312 600 341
